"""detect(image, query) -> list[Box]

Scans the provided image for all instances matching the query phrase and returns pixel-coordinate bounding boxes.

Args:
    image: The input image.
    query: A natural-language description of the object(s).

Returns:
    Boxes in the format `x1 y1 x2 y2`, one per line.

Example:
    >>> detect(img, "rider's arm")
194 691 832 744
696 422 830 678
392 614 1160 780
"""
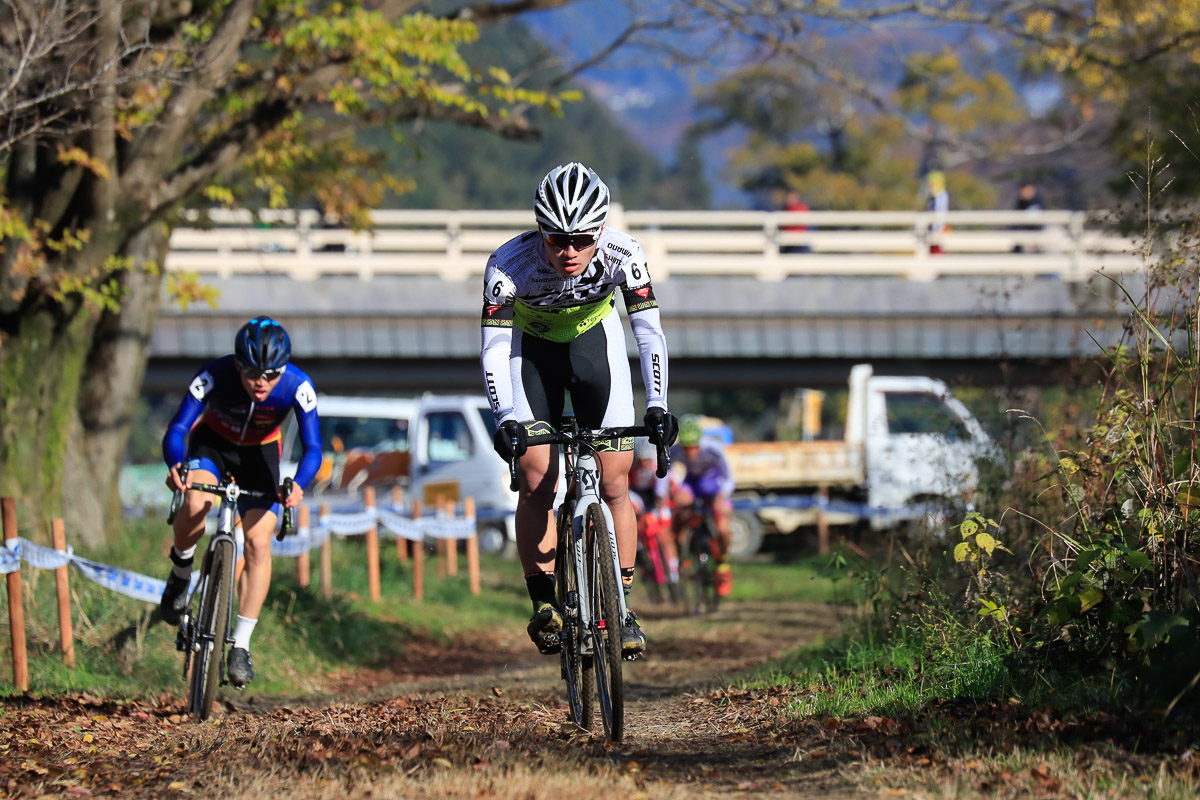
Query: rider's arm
290 377 322 489
162 368 212 466
619 252 668 411
714 451 737 498
480 258 518 424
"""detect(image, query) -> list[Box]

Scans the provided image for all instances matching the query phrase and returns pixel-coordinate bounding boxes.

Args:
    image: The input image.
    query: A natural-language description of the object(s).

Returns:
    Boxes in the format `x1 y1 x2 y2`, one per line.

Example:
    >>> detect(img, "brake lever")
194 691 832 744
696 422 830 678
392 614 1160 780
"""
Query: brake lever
167 465 189 525
655 424 671 479
276 477 295 541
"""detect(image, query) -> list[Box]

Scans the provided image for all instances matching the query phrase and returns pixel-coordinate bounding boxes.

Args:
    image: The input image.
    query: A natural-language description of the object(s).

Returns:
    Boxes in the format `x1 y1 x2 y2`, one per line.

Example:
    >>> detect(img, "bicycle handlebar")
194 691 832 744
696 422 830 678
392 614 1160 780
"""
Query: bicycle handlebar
507 424 672 492
166 466 297 539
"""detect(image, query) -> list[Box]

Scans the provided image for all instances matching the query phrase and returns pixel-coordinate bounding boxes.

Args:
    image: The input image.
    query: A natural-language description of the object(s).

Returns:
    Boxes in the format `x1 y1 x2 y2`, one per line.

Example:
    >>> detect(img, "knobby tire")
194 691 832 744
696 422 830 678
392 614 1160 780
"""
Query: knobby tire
555 502 588 729
189 538 233 722
587 503 624 742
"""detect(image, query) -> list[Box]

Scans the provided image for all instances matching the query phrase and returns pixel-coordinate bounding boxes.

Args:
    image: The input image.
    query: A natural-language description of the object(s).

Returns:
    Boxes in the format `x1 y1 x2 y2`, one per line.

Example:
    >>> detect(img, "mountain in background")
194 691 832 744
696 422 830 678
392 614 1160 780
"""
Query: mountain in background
378 15 709 211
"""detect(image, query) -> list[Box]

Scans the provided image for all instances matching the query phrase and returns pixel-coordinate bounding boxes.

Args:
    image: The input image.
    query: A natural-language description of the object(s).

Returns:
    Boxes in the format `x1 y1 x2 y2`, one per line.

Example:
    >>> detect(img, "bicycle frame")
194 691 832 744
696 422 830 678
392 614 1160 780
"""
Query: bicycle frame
563 446 627 656
183 484 241 671
168 470 294 718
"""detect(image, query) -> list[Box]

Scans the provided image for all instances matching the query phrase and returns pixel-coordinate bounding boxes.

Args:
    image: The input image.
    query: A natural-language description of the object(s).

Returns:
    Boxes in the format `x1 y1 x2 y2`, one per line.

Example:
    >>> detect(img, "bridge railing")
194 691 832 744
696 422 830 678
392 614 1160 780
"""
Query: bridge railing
165 206 1145 282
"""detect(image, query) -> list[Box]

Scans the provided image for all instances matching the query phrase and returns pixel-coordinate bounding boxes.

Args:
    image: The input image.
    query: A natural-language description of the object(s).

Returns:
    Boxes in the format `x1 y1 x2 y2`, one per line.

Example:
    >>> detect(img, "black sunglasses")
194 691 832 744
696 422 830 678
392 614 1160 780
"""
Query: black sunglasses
541 229 600 250
237 361 283 381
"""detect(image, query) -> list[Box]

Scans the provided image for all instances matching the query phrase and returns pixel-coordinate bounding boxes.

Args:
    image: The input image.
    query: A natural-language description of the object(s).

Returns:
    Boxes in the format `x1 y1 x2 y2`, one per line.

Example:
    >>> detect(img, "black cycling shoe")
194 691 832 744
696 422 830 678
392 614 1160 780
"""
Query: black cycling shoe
527 602 563 655
620 610 647 656
159 571 190 626
227 647 254 688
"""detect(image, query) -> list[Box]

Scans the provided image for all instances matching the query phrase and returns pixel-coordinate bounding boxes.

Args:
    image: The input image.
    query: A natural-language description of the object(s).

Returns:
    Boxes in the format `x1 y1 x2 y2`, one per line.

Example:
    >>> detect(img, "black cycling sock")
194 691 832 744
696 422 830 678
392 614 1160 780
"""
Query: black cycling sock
621 566 635 591
525 572 556 610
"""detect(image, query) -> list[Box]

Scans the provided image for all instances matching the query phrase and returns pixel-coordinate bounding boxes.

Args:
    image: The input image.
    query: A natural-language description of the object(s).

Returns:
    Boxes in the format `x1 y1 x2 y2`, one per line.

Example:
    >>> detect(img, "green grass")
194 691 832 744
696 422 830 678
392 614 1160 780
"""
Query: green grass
0 517 530 698
745 630 1019 719
721 550 861 605
1 520 859 699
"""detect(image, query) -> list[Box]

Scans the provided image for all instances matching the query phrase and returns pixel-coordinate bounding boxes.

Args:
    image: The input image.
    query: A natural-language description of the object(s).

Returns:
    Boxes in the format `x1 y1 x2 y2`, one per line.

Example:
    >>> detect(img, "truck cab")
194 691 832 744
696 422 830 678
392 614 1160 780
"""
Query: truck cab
280 393 517 553
859 370 996 526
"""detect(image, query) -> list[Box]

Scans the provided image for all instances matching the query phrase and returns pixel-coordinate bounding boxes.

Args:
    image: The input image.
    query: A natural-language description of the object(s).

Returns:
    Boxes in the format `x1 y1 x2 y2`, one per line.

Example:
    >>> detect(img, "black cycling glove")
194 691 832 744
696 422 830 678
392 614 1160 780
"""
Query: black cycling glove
493 420 528 461
644 407 678 447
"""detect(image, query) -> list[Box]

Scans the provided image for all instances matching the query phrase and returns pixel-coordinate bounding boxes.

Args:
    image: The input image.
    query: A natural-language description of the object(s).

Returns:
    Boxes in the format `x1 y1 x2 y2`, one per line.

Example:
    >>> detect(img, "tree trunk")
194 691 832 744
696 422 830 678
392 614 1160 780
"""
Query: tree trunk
0 299 99 543
65 226 171 544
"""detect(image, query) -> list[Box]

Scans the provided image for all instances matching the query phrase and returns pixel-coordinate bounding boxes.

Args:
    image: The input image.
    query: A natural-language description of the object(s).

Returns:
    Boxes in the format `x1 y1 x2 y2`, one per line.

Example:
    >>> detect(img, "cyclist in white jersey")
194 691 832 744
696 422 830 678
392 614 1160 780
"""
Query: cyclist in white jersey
480 162 678 656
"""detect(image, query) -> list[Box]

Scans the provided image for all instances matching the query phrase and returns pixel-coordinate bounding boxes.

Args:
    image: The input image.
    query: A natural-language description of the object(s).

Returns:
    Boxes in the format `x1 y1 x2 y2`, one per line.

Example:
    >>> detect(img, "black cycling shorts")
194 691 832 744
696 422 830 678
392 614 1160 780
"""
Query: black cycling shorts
185 424 281 514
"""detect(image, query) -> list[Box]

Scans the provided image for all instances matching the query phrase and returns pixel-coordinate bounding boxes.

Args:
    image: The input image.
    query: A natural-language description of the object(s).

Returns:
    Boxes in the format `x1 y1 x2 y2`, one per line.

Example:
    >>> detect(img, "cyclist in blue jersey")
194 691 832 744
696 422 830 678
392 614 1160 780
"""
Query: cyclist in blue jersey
659 415 736 597
480 162 678 658
159 316 322 688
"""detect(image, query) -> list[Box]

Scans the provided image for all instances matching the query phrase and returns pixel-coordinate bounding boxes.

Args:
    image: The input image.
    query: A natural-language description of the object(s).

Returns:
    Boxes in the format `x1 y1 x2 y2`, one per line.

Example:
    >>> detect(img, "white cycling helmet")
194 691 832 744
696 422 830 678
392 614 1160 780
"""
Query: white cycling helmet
534 162 610 233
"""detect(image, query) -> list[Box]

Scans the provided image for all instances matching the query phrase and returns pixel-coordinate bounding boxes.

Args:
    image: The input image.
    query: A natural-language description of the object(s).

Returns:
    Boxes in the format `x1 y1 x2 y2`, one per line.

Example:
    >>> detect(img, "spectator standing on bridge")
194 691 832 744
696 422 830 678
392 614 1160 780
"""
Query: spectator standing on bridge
780 190 812 254
924 171 950 255
1012 182 1047 254
159 317 322 689
479 162 678 658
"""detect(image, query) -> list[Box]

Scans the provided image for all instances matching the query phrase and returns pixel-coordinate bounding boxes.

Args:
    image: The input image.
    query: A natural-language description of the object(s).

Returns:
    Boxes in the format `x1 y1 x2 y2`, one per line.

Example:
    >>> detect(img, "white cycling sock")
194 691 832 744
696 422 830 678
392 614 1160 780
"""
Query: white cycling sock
170 546 196 580
232 616 258 651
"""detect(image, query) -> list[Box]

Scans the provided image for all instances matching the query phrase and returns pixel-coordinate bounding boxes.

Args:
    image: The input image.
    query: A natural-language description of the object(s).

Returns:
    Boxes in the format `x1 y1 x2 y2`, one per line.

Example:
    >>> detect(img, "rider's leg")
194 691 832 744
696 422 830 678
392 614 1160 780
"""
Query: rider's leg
160 467 219 625
172 467 220 564
711 494 735 597
670 485 696 558
516 444 563 653
598 449 636 575
224 507 275 687
600 449 649 654
515 443 559 596
712 494 734 559
236 507 277 623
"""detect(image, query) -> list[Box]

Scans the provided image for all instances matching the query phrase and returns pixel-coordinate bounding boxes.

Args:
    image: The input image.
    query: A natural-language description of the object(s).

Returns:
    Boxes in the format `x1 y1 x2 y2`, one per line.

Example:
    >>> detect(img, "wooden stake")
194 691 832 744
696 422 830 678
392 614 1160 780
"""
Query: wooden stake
411 500 424 601
319 503 332 598
465 497 480 596
51 519 75 667
445 499 458 577
2 497 28 691
296 506 311 588
392 486 407 563
817 485 830 555
435 497 447 579
364 487 380 602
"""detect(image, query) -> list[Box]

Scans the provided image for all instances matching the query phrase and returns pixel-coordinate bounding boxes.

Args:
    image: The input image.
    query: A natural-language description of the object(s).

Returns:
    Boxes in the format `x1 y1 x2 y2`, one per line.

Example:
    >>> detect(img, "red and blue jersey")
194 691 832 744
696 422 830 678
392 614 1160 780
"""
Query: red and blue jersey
162 355 323 488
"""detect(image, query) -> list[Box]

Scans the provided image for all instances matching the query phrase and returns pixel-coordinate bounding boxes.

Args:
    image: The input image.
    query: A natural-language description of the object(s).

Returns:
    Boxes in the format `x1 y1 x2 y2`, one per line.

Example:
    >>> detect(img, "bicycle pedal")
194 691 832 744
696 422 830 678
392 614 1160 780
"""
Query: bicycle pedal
623 652 643 662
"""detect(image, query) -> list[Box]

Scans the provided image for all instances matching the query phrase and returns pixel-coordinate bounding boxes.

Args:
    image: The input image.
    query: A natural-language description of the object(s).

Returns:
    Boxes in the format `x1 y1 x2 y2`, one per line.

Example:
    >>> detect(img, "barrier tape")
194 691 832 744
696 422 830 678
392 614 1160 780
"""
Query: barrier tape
731 495 947 519
1 505 478 603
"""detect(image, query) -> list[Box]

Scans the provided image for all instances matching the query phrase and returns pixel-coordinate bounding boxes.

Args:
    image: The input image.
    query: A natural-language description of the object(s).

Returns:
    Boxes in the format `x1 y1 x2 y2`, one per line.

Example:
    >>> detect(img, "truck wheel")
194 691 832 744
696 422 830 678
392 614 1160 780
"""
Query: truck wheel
726 512 764 561
477 523 510 557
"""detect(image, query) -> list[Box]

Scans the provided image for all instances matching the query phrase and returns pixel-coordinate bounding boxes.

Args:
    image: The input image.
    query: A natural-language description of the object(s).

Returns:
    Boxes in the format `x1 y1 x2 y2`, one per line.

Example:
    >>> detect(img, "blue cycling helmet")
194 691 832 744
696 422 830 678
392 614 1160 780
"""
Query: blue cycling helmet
234 316 291 371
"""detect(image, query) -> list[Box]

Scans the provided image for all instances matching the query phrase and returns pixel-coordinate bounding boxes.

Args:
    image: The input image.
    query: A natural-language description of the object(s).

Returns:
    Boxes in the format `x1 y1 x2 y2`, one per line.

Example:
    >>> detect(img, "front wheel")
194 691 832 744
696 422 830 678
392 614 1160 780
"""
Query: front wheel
555 503 590 730
586 503 624 743
188 538 234 722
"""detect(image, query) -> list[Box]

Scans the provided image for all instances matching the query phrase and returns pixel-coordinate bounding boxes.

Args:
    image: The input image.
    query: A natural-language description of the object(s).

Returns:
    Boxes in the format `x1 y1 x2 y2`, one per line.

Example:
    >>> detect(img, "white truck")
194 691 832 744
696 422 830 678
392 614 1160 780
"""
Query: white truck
722 364 997 557
280 393 517 554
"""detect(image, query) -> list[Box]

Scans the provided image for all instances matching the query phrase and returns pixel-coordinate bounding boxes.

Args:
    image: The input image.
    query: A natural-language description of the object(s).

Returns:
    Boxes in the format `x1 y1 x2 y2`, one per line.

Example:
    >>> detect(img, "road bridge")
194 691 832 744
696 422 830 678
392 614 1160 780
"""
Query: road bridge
148 208 1152 393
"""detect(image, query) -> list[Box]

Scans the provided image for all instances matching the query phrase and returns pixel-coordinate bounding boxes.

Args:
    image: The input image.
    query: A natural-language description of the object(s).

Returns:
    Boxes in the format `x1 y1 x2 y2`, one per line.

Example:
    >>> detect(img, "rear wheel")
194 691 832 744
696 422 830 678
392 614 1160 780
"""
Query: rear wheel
586 503 624 742
554 503 588 729
189 538 233 722
727 512 764 560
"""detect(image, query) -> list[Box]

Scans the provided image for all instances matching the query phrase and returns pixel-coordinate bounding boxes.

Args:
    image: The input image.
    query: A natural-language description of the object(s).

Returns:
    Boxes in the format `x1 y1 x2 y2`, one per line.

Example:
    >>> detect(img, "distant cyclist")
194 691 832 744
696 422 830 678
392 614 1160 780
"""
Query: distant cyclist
629 438 679 583
159 316 322 688
659 415 736 596
480 162 678 657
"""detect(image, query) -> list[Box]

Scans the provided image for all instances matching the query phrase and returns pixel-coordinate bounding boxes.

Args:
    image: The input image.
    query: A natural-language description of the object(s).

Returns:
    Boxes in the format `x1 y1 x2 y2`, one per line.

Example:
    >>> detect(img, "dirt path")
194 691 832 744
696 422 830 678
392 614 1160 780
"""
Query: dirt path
1 599 859 799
